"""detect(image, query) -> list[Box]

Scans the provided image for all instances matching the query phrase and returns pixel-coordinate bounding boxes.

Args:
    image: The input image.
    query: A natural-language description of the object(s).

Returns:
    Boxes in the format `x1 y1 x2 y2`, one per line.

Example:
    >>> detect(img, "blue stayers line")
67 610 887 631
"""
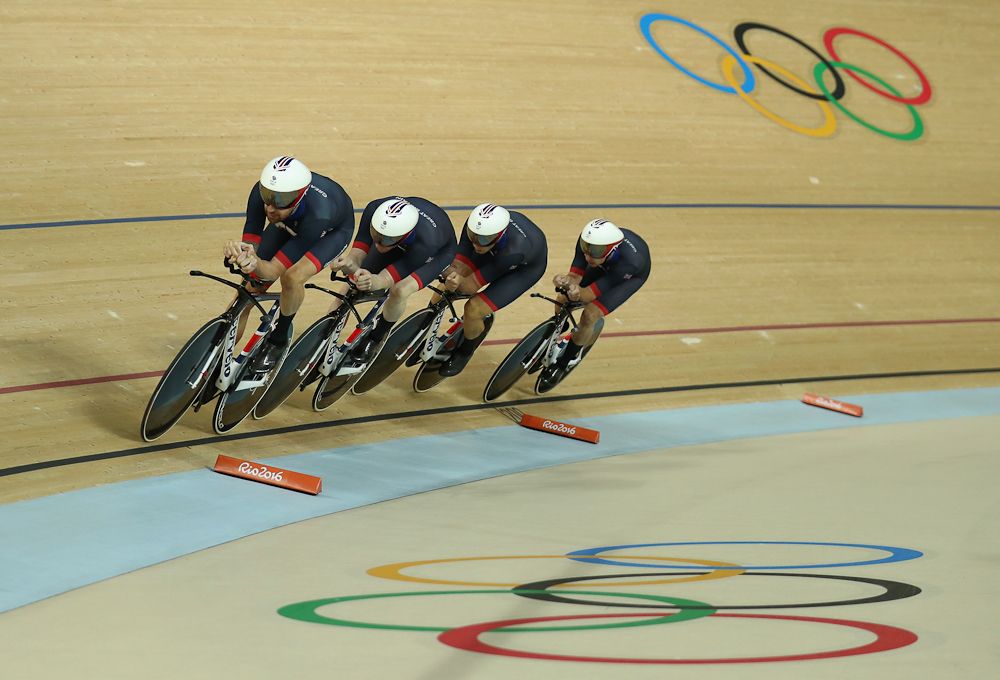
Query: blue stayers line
2 202 1000 231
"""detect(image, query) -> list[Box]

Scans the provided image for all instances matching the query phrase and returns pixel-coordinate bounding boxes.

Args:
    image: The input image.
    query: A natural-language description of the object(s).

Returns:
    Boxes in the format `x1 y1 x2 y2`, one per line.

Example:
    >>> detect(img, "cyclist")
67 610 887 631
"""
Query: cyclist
539 218 650 389
223 156 355 374
437 203 548 377
329 196 457 368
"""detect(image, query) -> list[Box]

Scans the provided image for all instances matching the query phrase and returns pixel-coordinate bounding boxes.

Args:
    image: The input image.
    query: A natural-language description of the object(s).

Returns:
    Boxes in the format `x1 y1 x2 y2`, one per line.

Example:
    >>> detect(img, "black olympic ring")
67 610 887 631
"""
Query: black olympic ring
512 571 921 609
733 22 846 101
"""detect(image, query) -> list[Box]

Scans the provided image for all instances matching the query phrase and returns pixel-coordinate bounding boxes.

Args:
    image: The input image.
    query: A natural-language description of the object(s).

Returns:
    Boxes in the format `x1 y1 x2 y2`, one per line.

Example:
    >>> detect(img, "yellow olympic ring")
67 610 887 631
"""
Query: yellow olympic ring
721 54 837 138
367 554 745 587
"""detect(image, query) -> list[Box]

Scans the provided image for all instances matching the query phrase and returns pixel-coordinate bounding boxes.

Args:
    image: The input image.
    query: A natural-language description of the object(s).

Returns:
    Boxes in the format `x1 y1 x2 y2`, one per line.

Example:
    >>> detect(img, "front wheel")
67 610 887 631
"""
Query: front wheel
482 319 559 402
253 315 339 419
413 359 448 393
213 343 287 434
412 327 464 393
140 317 229 442
352 307 435 395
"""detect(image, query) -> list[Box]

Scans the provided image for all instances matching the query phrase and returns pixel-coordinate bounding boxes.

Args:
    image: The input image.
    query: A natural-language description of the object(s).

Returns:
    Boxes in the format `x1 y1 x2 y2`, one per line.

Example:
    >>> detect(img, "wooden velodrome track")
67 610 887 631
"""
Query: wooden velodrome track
1 0 998 677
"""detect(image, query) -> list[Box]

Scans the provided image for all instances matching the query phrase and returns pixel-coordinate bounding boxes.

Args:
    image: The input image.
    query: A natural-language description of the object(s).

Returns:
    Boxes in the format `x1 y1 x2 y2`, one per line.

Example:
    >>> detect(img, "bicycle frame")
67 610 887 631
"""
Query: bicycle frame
215 297 281 392
301 277 389 379
322 296 387 377
176 269 281 395
415 284 471 363
526 290 585 370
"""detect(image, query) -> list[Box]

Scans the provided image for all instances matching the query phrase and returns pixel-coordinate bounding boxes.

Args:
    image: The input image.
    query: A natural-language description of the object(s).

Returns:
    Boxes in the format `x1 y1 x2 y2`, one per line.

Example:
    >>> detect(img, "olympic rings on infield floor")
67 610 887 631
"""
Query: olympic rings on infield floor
367 554 745 587
278 542 923 665
277 590 715 632
722 54 837 138
437 612 919 664
512 571 922 610
815 61 924 141
566 540 923 569
639 13 933 140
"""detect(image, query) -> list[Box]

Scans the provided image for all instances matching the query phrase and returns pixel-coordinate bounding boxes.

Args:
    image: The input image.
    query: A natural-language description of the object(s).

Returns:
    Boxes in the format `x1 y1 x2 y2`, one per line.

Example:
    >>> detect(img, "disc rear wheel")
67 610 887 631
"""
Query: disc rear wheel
413 359 448 393
352 308 434 395
253 315 338 419
482 319 558 402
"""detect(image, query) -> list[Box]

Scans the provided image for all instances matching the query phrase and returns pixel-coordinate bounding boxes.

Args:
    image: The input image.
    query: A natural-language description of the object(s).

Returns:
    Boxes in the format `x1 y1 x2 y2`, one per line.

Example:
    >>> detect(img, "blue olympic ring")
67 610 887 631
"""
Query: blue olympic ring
639 13 755 94
566 541 924 570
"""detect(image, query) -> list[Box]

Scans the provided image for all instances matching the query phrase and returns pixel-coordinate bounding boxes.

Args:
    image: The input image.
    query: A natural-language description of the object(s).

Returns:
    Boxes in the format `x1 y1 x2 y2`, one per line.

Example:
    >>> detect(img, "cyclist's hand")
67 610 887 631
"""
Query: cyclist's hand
331 254 357 275
236 249 258 274
566 283 582 302
444 271 461 291
354 269 374 291
224 240 253 263
553 274 572 288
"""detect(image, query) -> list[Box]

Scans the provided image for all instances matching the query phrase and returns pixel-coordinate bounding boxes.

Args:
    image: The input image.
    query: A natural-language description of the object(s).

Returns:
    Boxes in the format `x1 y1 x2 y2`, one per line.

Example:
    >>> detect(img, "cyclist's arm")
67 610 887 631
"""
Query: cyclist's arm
567 283 597 303
362 268 396 291
554 243 587 289
575 264 640 303
246 254 286 281
372 242 433 290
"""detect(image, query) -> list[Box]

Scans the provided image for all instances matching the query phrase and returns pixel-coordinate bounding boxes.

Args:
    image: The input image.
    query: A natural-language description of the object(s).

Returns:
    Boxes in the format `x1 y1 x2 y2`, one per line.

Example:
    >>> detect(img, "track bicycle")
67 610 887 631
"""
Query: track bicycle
252 274 389 416
482 287 603 402
140 264 283 441
351 278 474 395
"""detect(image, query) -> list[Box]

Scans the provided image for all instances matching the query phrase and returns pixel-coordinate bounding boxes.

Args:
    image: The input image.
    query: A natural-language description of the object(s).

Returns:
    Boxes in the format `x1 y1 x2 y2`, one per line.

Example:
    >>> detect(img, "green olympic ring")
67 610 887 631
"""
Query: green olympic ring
277 589 715 632
814 61 924 141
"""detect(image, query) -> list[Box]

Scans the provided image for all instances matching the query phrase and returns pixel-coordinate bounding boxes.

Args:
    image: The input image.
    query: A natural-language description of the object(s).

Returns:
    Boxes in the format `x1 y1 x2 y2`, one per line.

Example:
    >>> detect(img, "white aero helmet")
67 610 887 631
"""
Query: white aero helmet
371 198 420 246
259 156 312 209
579 218 624 259
466 203 510 247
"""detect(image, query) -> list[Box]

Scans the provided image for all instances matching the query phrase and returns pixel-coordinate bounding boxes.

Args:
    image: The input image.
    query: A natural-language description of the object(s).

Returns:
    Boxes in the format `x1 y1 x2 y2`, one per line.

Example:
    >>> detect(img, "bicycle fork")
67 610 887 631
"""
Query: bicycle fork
319 297 387 378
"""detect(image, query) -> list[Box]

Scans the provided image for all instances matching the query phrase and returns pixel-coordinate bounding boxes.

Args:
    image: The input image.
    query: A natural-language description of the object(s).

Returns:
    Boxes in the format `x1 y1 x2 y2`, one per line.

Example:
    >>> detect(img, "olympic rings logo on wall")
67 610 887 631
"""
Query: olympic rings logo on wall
278 540 923 665
639 14 933 141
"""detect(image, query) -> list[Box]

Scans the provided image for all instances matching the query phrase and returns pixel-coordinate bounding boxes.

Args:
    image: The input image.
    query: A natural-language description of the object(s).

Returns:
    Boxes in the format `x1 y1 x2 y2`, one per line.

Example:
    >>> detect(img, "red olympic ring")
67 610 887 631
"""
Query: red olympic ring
823 27 932 105
438 611 918 664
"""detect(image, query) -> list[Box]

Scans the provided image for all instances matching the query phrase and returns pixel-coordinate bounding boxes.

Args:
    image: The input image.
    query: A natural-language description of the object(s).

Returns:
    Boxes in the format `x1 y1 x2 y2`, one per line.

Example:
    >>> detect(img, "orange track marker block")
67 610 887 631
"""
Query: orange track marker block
801 393 864 417
213 454 323 495
517 413 601 444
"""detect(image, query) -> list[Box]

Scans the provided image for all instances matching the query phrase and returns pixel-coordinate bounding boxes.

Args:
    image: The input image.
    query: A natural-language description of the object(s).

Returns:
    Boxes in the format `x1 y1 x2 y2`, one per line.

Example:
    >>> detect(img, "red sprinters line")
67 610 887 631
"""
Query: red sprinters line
0 371 165 395
3 316 999 396
483 316 1000 345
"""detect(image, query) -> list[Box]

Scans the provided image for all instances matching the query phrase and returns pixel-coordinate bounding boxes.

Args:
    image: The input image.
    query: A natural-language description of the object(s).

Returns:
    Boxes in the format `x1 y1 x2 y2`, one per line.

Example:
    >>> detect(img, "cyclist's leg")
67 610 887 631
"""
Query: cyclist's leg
239 225 301 371
235 278 273 339
441 260 544 376
317 238 358 313
269 231 345 343
566 275 646 365
350 274 419 364
460 295 493 341
570 303 605 352
357 246 450 361
376 276 423 330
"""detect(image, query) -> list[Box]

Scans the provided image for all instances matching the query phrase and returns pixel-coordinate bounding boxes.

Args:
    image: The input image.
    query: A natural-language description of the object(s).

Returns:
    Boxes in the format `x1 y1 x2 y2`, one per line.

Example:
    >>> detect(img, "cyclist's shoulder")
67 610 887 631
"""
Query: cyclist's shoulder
509 210 544 234
409 197 453 233
307 173 353 207
621 228 648 249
